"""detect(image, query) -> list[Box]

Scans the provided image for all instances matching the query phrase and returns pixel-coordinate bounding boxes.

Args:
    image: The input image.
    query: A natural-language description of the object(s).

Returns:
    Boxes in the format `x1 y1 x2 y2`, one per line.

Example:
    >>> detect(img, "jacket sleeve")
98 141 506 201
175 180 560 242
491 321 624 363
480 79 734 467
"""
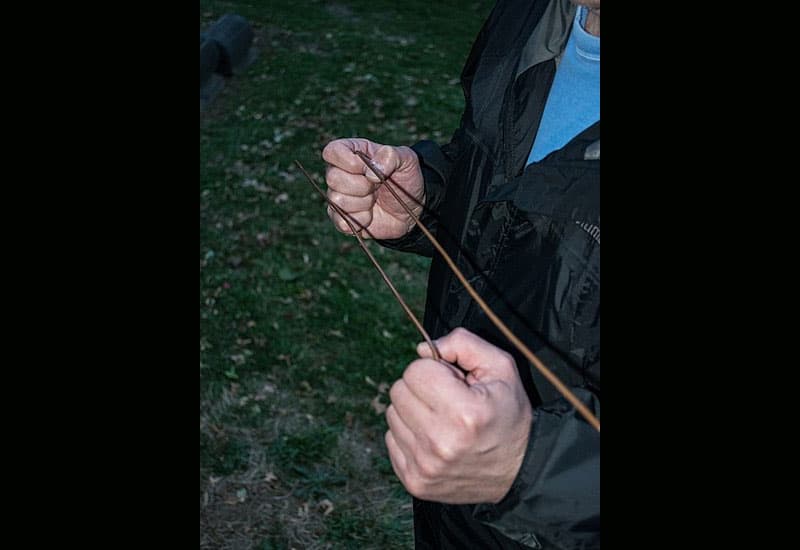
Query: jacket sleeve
376 132 464 257
473 387 600 550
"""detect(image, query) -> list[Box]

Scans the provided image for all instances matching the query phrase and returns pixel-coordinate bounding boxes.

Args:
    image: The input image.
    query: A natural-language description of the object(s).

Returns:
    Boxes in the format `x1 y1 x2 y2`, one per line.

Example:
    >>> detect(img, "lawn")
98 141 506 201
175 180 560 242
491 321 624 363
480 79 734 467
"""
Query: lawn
200 1 494 547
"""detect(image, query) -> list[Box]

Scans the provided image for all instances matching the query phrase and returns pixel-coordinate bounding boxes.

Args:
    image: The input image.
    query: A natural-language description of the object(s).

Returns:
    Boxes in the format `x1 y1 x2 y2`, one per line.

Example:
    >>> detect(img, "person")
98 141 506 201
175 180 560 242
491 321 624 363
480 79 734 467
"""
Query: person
322 0 600 547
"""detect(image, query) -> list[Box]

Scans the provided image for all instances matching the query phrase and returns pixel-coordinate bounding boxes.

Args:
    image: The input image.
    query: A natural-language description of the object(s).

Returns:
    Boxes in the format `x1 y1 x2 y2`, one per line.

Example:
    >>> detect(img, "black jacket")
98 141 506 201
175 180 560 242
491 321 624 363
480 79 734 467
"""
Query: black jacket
381 0 600 548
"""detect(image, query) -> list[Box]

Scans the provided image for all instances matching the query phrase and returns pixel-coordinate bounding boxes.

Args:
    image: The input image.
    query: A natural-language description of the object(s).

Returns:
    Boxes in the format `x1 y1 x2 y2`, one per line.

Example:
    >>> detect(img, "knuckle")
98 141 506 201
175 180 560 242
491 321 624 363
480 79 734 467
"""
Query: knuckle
330 192 347 208
402 359 428 386
404 475 424 497
336 217 351 233
457 404 486 433
325 165 341 186
415 456 439 480
431 439 457 463
389 379 404 403
499 352 515 372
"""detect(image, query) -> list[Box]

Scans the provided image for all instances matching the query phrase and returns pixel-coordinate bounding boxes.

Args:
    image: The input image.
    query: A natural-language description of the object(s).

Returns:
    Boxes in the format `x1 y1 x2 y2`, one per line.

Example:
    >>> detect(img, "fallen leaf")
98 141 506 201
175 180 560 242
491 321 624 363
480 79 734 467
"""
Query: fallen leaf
378 382 390 394
274 192 289 204
370 395 387 415
319 499 335 516
223 368 239 380
264 472 278 483
298 289 313 300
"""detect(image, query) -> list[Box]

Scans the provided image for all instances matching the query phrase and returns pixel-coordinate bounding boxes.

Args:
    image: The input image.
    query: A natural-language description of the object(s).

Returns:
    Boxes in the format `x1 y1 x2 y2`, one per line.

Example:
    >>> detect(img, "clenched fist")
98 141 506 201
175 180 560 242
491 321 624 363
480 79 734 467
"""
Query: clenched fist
322 138 425 240
385 328 533 505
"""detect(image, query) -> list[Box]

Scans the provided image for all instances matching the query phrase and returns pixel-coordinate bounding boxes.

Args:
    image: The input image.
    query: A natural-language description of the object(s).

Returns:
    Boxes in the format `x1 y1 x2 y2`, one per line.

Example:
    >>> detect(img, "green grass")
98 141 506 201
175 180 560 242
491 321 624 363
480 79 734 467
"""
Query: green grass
200 1 494 548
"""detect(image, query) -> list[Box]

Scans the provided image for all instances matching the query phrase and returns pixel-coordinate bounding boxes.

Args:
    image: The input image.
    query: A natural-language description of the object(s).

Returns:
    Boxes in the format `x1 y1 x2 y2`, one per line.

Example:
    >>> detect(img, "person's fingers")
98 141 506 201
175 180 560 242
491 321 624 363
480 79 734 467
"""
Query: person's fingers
327 206 373 235
322 138 382 173
385 404 417 454
388 377 435 434
399 358 472 412
416 328 516 382
363 144 401 184
326 189 375 214
385 429 408 479
325 165 375 197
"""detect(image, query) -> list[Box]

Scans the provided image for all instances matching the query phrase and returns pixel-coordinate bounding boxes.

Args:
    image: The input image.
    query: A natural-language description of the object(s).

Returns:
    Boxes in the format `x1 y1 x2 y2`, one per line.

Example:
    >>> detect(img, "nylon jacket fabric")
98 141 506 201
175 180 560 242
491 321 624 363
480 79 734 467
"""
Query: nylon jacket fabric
378 0 600 548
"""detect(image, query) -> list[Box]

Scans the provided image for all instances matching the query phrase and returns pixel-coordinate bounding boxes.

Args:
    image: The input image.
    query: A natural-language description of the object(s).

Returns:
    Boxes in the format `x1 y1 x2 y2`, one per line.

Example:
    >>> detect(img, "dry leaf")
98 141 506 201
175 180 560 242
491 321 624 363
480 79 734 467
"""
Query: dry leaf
319 499 335 516
274 192 289 204
371 395 387 414
378 382 390 394
265 472 278 483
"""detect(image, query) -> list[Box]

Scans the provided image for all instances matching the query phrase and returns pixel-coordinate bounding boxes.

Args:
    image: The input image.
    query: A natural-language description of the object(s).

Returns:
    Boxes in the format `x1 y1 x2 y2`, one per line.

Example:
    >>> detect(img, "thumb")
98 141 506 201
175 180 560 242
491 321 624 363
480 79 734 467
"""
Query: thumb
363 144 402 184
416 328 517 382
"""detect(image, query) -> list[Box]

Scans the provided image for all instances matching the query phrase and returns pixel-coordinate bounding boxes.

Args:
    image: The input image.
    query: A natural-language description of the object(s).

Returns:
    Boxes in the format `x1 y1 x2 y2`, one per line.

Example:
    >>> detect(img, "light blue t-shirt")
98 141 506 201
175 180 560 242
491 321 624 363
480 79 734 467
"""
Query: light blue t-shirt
526 6 600 164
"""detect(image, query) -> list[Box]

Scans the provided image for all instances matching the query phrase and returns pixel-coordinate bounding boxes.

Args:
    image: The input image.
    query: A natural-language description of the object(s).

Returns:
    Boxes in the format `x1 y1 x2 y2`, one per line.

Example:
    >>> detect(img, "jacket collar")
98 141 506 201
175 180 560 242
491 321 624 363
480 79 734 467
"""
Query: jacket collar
515 0 577 78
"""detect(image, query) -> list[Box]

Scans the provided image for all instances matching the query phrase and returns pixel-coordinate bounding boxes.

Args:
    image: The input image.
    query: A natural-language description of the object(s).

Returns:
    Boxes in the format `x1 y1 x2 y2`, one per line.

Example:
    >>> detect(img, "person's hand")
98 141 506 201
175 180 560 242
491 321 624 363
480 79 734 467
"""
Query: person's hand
322 138 424 240
385 328 533 504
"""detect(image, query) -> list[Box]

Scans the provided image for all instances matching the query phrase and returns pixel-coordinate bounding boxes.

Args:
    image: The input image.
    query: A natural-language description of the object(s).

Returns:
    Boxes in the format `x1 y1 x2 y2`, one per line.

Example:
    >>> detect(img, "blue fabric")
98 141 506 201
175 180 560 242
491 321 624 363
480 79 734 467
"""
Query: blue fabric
527 6 600 164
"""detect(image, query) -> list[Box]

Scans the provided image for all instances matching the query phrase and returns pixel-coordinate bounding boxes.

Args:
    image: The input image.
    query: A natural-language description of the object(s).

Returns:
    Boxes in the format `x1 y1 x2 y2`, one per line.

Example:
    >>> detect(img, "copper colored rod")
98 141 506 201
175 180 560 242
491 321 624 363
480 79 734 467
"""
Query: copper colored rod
294 160 441 362
354 151 600 432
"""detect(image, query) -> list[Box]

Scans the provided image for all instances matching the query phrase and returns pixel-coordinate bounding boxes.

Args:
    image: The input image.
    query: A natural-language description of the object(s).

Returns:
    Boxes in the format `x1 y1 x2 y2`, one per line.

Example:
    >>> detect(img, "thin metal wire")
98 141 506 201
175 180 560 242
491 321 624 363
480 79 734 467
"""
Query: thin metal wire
354 151 600 432
295 160 441 362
